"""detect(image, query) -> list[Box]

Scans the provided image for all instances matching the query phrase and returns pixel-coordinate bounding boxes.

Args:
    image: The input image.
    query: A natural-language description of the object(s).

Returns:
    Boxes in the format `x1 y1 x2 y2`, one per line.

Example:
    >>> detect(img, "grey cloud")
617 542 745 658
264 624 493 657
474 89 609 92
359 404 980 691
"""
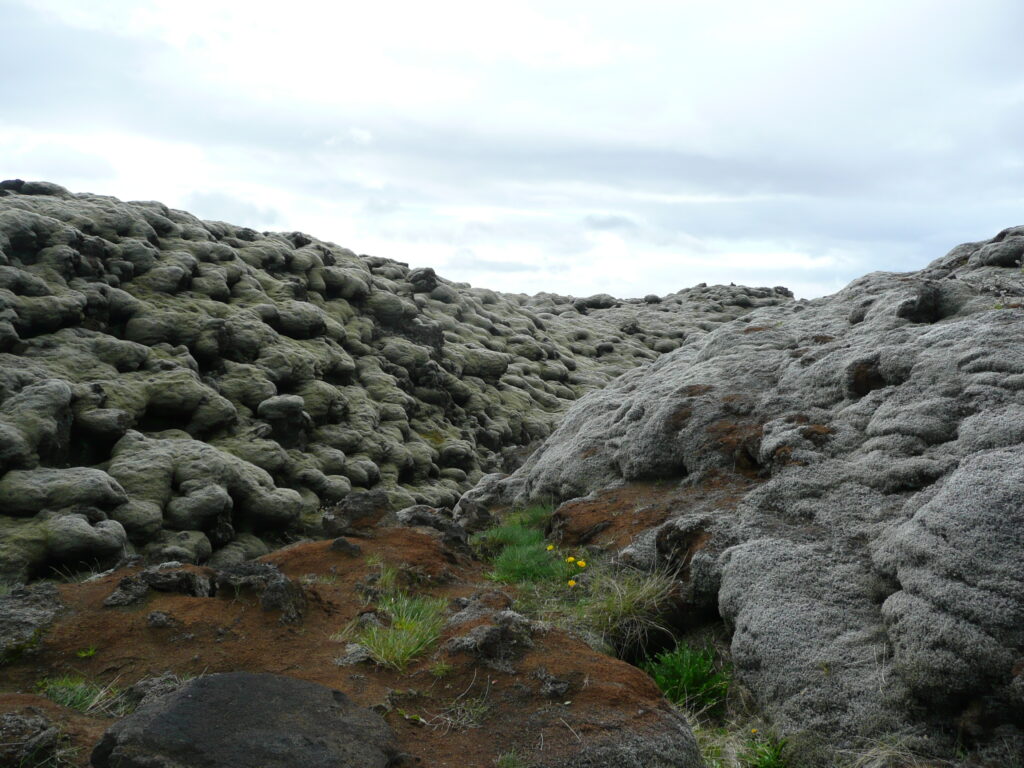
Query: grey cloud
8 143 116 180
183 191 283 228
3 1 1023 301
583 214 638 231
445 249 536 273
362 198 402 216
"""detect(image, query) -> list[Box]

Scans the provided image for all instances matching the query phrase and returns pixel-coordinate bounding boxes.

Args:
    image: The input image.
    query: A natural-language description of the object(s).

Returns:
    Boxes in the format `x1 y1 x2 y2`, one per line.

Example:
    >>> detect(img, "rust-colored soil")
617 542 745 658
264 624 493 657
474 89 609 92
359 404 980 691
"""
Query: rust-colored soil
2 526 682 767
550 473 756 551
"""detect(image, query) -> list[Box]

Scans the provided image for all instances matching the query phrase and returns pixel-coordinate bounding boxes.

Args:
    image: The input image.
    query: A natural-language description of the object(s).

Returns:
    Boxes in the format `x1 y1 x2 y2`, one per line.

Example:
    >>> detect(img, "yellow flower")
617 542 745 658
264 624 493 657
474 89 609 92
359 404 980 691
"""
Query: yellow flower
566 556 575 563
568 580 577 587
751 728 758 734
577 560 586 568
546 544 554 551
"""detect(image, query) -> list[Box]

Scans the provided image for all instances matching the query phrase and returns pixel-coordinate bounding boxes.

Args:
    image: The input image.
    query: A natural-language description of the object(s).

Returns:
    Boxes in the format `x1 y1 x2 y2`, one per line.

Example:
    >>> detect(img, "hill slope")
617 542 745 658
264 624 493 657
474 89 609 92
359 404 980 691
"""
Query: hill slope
470 223 1024 765
0 179 790 580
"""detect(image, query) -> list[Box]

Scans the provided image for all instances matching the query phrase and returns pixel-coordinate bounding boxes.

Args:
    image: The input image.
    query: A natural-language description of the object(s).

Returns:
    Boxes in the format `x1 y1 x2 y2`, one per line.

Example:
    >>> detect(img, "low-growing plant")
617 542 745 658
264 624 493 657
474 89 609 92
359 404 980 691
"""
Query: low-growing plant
489 541 574 584
75 645 98 659
354 592 447 672
493 750 530 768
507 503 554 530
429 692 490 732
470 503 553 559
15 733 80 768
837 733 965 768
642 643 731 715
363 554 400 593
47 560 110 584
573 568 676 655
740 733 788 768
35 675 131 717
428 660 454 679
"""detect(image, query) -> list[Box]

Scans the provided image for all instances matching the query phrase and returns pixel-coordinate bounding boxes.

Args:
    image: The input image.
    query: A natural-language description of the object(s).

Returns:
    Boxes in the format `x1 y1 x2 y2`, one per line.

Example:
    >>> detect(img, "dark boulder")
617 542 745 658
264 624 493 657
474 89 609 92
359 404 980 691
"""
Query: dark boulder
91 672 408 768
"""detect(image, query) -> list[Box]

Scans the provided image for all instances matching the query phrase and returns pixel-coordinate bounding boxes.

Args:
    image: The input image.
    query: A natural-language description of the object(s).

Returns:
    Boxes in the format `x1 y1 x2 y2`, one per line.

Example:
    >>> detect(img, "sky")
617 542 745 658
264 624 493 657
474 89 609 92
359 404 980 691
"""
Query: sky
2 1 1022 299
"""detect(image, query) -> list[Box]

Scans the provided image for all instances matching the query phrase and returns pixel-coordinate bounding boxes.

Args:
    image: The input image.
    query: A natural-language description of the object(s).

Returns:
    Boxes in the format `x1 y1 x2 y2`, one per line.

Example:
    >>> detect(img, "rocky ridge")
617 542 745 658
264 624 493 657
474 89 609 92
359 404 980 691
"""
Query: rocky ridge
2 179 1022 767
0 179 790 581
472 225 1024 765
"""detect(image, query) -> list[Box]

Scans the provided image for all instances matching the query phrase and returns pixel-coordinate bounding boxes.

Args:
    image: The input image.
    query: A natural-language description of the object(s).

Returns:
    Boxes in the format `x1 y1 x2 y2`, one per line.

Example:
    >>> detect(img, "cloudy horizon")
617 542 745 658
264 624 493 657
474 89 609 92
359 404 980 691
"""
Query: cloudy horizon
3 0 1022 299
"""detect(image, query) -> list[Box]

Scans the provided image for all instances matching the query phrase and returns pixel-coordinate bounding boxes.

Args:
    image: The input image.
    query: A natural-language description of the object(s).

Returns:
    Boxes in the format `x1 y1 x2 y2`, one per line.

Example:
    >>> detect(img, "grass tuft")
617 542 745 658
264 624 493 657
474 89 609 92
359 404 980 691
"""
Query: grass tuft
75 645 98 659
489 542 573 584
573 568 676 654
836 734 970 768
740 735 788 768
354 592 447 672
429 660 454 679
641 643 731 716
35 675 131 717
493 750 530 768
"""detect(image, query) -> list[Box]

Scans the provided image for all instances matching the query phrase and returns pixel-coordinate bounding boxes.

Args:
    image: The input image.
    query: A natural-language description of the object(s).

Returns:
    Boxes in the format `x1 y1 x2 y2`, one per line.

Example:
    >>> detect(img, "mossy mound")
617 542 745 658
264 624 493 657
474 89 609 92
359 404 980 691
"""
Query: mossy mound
0 179 791 580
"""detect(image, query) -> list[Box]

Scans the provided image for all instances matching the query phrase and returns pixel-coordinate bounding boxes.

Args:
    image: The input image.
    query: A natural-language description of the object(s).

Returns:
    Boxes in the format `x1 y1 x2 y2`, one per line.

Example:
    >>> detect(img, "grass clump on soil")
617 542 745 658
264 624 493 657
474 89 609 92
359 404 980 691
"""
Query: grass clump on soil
493 750 530 768
34 675 131 717
739 733 788 768
472 503 676 656
473 504 575 585
641 642 731 715
696 725 790 768
572 568 677 654
429 660 454 679
363 554 400 594
354 591 448 672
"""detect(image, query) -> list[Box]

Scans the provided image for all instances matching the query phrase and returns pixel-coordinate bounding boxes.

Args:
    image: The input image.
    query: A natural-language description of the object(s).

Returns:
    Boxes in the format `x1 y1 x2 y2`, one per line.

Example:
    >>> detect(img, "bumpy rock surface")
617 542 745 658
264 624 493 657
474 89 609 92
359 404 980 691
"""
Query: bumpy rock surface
479 227 1024 765
0 582 65 664
0 180 790 581
0 709 60 765
91 671 404 768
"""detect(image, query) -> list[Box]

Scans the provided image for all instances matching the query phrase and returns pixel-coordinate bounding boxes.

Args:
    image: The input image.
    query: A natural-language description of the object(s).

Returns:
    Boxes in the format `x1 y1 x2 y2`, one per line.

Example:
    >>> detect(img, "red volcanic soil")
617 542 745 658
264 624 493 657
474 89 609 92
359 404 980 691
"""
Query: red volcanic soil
549 473 755 551
1 526 681 767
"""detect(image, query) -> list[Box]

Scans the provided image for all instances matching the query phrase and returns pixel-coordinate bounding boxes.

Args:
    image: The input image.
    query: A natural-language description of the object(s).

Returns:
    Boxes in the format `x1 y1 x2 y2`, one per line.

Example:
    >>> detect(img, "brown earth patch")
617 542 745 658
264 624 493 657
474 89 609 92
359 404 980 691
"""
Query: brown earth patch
800 424 833 445
707 419 764 475
549 473 757 551
666 404 694 430
0 528 680 768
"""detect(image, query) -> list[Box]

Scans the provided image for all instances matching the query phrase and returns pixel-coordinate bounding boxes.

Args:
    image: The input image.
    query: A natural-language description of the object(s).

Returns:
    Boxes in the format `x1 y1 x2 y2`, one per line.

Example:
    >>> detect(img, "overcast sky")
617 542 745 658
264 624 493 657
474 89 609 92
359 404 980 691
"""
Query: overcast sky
2 0 1022 298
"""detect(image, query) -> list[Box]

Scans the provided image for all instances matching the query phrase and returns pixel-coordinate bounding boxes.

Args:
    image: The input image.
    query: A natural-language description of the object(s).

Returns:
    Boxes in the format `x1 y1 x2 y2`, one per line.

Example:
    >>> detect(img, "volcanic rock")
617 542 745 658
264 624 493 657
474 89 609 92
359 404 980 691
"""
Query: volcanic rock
90 672 405 768
0 181 789 581
477 225 1024 764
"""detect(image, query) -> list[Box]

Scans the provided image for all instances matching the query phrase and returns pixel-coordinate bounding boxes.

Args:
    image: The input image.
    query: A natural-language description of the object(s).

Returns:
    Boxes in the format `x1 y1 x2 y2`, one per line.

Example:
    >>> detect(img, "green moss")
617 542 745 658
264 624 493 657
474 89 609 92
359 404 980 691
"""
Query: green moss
417 428 448 447
1 626 47 667
0 516 49 583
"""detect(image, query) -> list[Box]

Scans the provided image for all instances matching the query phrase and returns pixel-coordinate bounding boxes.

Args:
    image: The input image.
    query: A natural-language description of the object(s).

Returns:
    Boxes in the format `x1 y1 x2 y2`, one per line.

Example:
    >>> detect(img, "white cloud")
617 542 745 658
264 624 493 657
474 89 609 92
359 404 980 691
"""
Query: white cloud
3 0 1022 300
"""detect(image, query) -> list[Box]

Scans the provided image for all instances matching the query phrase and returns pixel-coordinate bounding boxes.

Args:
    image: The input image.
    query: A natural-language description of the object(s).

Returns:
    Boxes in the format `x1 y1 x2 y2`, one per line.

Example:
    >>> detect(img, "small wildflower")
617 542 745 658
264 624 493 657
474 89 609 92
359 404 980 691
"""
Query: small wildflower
567 579 577 587
566 556 575 563
546 544 554 551
577 560 586 568
751 728 758 734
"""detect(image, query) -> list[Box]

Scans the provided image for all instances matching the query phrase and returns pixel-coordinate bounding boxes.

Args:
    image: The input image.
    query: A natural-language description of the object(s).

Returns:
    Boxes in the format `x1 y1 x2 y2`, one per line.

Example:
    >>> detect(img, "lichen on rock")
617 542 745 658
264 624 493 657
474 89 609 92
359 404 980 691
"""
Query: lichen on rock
0 180 788 580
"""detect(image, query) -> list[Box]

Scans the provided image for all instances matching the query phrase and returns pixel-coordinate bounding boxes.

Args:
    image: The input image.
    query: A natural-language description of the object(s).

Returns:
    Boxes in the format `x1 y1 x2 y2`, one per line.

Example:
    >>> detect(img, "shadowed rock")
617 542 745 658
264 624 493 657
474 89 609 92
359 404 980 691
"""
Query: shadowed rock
91 672 406 768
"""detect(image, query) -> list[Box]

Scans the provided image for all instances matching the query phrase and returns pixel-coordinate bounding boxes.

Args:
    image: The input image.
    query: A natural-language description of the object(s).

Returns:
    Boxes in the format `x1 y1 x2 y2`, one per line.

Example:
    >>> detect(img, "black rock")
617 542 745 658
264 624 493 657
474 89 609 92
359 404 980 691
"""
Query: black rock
91 672 407 768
